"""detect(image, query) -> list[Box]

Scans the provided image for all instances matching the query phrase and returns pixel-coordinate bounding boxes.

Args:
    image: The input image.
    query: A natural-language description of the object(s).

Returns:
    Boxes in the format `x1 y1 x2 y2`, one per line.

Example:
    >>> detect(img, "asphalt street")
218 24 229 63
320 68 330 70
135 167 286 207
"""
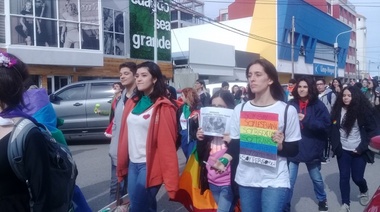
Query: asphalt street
69 141 380 212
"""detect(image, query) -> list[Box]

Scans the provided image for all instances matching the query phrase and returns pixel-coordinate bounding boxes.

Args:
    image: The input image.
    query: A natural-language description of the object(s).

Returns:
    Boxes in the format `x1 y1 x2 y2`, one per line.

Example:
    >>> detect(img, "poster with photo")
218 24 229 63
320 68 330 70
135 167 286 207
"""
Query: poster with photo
199 107 233 137
114 11 123 33
103 8 113 32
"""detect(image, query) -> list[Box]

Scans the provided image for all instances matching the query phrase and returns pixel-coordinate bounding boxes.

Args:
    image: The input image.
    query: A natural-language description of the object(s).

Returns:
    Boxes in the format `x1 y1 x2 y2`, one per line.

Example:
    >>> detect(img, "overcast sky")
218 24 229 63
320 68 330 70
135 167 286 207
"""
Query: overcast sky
203 0 380 73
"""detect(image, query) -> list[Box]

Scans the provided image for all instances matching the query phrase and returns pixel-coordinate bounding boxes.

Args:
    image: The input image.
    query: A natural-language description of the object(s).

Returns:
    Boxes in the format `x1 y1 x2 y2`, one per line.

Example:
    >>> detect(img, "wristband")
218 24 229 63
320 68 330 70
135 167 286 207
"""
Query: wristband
218 157 229 167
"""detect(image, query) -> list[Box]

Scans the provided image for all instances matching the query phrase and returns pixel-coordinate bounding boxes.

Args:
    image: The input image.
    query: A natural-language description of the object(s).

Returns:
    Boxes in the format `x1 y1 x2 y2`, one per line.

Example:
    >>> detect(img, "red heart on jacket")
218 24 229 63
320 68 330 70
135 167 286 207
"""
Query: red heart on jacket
143 114 150 119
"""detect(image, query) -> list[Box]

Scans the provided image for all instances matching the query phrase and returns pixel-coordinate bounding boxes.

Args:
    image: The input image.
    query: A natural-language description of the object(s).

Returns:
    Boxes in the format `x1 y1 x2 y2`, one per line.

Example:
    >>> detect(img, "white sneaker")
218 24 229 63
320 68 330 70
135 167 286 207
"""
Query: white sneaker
359 191 369 206
339 204 350 212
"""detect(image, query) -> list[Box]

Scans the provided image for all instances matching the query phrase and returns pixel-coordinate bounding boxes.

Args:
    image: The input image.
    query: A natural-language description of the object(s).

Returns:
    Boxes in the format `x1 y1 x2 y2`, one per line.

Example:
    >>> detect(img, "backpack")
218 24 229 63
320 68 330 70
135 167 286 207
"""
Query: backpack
327 92 332 105
8 118 78 212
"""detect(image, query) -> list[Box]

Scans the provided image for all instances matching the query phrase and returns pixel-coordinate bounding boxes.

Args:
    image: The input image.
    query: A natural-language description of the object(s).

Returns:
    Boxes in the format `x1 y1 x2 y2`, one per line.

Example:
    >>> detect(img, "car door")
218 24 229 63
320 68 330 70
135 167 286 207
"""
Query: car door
86 82 115 129
51 83 87 130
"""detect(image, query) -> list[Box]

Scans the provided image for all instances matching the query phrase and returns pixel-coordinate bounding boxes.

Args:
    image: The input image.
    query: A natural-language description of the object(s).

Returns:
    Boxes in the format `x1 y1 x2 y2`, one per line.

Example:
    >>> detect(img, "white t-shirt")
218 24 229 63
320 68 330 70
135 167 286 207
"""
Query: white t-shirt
127 107 153 163
340 108 361 151
230 101 301 188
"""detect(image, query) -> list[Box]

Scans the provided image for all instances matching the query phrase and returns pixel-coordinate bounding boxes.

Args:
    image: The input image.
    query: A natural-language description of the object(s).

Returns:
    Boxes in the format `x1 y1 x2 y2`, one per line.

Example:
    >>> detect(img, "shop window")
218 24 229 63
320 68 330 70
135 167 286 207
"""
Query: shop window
9 0 99 50
103 8 125 56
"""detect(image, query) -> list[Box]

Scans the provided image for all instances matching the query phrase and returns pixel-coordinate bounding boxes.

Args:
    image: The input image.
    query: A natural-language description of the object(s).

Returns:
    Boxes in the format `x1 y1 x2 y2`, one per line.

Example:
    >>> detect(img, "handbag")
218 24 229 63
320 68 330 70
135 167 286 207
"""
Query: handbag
112 183 129 212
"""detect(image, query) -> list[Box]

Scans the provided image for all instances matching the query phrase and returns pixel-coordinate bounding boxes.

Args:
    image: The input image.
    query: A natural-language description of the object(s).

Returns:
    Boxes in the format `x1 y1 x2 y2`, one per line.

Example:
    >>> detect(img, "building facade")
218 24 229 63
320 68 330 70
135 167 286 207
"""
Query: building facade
0 0 173 93
172 0 356 85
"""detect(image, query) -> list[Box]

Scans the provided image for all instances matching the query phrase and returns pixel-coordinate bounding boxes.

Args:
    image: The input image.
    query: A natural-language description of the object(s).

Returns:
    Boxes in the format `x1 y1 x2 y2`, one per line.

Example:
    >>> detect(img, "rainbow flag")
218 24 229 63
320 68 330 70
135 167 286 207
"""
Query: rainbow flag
172 150 217 211
240 111 278 167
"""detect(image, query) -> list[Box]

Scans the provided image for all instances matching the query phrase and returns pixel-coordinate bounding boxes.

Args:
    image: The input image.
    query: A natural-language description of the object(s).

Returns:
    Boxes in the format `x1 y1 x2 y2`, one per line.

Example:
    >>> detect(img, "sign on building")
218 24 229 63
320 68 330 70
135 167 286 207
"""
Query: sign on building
129 0 171 61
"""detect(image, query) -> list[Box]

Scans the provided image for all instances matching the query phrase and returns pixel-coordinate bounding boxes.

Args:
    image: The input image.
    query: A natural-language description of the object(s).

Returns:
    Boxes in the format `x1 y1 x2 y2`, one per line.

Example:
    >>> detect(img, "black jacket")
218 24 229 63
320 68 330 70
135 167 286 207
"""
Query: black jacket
330 107 378 163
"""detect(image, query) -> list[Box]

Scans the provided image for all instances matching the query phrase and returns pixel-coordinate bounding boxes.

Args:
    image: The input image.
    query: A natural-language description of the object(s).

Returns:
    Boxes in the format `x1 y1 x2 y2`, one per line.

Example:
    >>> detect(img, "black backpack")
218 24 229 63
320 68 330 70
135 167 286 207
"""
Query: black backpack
8 118 78 212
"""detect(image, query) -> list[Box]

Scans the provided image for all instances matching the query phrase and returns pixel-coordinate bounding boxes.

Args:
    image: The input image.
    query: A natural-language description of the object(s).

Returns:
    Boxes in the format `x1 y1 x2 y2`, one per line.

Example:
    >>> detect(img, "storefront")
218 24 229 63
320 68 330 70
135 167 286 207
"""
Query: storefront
0 0 172 93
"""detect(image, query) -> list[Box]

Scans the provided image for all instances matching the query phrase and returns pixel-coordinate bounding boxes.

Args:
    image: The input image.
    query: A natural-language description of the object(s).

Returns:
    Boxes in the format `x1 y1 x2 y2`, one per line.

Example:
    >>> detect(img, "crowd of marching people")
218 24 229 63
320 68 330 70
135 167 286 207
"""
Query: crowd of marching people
2 50 380 212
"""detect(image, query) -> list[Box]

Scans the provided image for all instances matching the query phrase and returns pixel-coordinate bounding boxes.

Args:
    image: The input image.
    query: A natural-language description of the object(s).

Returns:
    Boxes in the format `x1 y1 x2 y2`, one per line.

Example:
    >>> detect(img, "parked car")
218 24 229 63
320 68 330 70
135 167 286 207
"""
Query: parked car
49 79 117 140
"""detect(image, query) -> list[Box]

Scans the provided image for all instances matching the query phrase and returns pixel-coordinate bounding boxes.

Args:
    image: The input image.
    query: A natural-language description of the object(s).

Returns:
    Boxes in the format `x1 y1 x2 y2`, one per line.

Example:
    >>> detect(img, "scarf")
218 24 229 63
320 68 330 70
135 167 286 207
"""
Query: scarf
0 106 33 126
298 100 308 129
132 96 153 115
183 104 191 119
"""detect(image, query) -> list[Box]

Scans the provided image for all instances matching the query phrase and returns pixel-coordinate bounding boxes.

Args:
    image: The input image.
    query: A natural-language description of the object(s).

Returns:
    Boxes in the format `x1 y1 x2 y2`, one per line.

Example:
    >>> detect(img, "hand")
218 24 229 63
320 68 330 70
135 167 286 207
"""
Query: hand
298 113 305 121
196 128 204 141
271 130 284 145
61 36 64 43
37 28 41 34
211 160 226 173
22 25 27 32
223 133 231 144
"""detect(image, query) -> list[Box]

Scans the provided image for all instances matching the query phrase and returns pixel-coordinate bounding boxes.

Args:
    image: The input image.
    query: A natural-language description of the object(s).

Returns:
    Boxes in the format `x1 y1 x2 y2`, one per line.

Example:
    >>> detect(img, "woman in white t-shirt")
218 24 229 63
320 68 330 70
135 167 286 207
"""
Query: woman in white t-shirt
229 59 301 212
330 86 378 211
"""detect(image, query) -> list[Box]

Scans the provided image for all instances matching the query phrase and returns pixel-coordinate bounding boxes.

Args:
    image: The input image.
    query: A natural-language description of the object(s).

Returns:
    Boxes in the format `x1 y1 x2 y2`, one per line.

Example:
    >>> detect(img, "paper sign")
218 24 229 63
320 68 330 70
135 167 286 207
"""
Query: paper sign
200 107 233 137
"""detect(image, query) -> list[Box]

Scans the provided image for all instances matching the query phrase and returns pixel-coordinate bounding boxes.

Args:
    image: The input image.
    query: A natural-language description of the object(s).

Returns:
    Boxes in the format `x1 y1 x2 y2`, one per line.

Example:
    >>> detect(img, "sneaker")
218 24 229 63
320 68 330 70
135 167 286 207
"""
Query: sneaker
339 203 350 212
318 200 328 212
359 191 370 206
321 158 330 164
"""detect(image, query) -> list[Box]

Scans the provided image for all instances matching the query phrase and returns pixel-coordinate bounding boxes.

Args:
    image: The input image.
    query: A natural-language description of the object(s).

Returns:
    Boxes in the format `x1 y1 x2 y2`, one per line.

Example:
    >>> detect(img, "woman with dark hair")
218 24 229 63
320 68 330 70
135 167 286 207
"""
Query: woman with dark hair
116 61 179 211
229 59 301 212
331 78 343 94
285 77 330 212
330 86 378 212
196 90 238 211
195 79 211 107
364 78 377 105
231 85 240 95
177 87 200 160
0 52 50 210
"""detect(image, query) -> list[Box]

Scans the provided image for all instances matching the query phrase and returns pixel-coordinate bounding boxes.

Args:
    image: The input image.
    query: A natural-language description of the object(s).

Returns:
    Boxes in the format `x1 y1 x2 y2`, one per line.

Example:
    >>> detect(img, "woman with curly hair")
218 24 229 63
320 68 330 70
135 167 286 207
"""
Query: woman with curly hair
177 87 201 160
285 77 330 212
330 86 378 212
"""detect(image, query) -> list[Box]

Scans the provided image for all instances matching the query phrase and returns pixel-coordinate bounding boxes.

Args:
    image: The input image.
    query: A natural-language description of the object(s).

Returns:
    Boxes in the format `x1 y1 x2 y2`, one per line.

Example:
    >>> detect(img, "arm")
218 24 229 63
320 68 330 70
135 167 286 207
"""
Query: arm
24 128 50 212
302 102 330 133
157 105 179 199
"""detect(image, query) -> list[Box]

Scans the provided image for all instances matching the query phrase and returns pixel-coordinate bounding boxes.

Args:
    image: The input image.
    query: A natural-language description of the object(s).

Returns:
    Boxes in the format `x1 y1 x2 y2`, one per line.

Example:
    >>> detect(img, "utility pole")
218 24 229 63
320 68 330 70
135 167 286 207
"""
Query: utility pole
153 0 157 63
291 16 295 79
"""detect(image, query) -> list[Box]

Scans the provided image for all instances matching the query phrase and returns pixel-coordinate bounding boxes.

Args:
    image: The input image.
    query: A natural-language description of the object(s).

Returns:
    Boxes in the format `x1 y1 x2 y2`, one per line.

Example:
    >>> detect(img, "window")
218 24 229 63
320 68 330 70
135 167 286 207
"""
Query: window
56 84 86 100
103 8 125 56
9 0 99 49
88 82 114 99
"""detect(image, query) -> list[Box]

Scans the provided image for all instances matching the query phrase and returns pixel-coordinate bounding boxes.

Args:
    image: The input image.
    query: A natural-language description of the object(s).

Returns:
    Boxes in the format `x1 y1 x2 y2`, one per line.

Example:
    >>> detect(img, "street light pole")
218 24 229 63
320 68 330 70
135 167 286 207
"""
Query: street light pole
334 27 366 79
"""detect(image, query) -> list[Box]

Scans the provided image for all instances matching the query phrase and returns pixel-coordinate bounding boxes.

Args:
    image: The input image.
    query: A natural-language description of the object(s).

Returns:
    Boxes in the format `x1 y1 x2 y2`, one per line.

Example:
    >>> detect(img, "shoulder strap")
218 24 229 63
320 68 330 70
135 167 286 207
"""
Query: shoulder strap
7 118 37 182
283 103 290 140
240 101 248 113
327 92 332 104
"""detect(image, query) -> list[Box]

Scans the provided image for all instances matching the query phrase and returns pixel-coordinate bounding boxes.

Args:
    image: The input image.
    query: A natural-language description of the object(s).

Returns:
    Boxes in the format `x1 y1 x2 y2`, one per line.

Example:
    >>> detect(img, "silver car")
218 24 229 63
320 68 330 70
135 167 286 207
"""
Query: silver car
49 79 117 140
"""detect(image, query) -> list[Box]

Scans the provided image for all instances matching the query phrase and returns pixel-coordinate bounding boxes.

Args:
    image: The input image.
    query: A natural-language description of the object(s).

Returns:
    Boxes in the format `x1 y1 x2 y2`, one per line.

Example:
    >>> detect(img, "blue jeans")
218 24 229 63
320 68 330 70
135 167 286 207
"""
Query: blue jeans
128 162 161 212
73 185 91 212
209 183 234 212
239 185 289 212
337 150 368 205
110 163 127 202
287 161 327 206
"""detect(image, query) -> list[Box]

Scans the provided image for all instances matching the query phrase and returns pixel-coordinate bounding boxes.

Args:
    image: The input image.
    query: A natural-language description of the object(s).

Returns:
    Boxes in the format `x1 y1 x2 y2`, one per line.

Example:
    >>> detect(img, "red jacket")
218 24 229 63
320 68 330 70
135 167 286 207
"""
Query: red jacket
117 97 179 198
